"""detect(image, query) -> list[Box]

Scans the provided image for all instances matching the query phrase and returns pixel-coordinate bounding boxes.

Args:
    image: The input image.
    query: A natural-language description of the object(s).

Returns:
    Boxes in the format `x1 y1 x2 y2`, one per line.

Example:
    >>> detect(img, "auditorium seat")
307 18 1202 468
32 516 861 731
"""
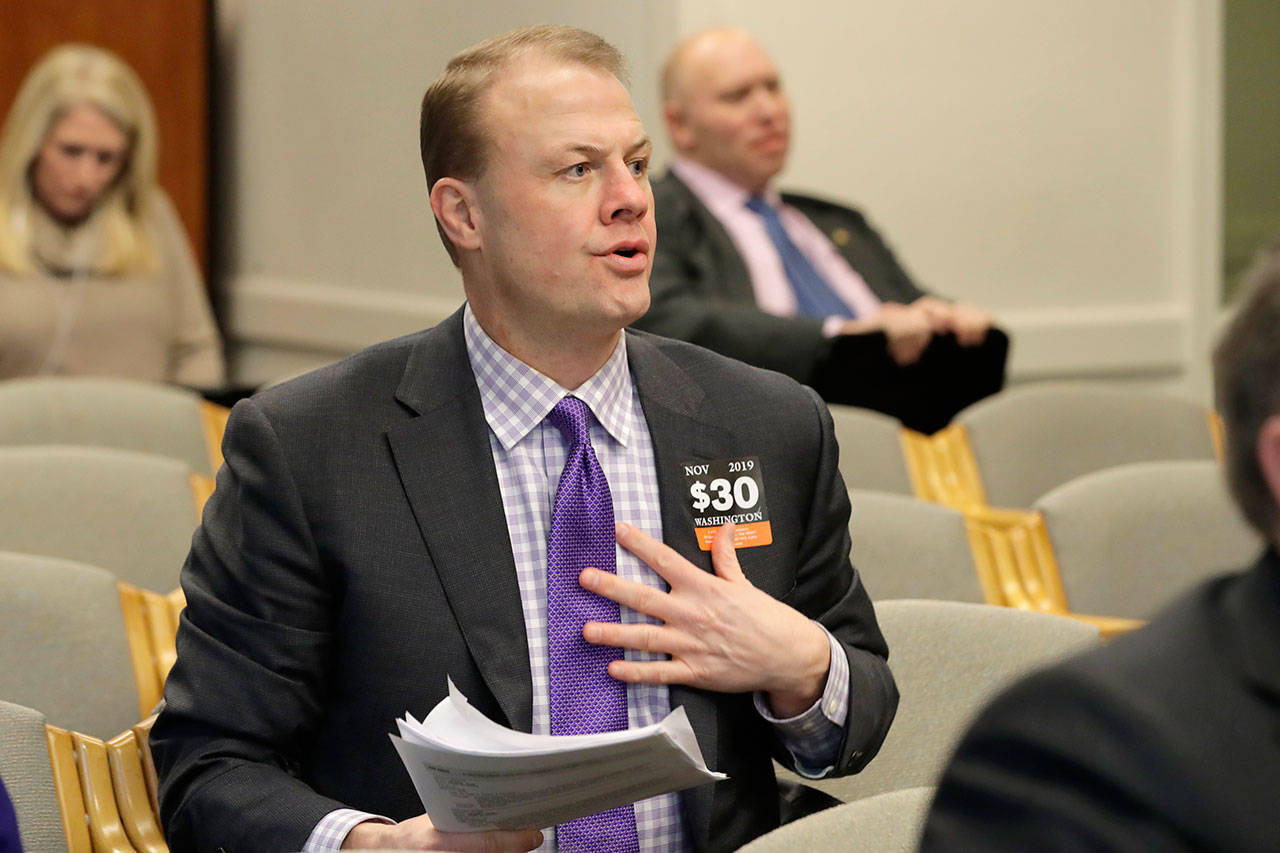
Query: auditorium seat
0 446 203 593
1030 459 1261 618
0 552 152 737
846 489 989 603
0 376 228 477
929 382 1219 509
0 699 73 852
827 405 917 495
776 600 1098 802
742 786 935 853
0 699 166 853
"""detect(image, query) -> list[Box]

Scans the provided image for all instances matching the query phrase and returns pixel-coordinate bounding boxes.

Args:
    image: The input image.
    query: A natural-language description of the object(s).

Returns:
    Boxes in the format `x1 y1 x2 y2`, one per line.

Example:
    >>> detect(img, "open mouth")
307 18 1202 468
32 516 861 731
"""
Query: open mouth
613 248 639 259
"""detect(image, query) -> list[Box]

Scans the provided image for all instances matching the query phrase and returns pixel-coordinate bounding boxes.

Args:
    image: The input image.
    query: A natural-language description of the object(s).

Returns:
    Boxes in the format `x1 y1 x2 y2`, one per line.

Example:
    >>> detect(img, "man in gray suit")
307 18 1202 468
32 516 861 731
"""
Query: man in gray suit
636 28 1006 433
152 26 896 852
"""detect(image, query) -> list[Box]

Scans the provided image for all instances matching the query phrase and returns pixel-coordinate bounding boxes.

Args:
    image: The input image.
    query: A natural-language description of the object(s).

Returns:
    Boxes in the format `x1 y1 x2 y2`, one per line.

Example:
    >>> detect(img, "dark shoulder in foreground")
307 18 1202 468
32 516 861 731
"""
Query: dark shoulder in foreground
923 556 1280 852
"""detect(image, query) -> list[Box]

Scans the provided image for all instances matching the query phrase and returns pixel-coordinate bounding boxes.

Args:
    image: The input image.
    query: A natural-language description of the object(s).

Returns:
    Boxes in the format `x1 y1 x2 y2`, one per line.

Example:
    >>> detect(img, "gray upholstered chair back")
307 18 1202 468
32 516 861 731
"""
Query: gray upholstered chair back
0 553 139 739
956 382 1216 508
779 600 1098 803
0 446 198 592
827 405 914 495
0 699 66 853
0 376 214 475
1035 459 1261 618
847 489 984 603
740 786 936 852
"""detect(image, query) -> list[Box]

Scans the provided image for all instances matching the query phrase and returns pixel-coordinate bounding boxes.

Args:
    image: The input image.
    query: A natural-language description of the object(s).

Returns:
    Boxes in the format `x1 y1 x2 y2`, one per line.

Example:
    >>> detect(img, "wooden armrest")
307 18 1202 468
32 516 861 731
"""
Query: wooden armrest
107 728 168 852
71 732 136 853
46 726 92 852
1061 612 1146 641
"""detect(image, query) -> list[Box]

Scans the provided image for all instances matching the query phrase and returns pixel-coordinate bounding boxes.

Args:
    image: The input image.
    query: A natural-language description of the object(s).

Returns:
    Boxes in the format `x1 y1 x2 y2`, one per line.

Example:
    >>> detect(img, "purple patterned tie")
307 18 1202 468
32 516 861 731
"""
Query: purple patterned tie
545 396 639 852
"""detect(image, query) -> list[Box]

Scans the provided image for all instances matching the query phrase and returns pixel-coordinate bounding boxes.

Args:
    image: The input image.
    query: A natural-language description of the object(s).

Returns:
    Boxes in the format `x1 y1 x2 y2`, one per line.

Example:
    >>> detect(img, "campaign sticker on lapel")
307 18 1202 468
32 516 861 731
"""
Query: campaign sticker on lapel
682 456 772 550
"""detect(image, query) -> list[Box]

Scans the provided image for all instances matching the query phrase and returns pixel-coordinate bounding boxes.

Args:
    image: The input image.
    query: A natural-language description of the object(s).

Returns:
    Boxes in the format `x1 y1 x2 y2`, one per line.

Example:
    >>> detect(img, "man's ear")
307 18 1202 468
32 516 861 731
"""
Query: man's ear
663 101 694 153
430 177 482 253
1255 415 1280 508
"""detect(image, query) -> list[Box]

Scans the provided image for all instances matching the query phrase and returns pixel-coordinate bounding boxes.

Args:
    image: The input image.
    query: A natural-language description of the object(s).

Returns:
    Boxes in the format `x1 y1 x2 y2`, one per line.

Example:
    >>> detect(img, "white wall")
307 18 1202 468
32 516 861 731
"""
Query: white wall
215 0 1221 400
214 0 677 383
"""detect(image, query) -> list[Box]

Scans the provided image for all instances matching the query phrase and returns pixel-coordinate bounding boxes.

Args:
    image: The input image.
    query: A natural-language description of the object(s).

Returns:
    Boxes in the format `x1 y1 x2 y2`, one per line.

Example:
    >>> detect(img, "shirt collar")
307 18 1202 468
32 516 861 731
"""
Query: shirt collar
670 156 784 216
463 303 633 451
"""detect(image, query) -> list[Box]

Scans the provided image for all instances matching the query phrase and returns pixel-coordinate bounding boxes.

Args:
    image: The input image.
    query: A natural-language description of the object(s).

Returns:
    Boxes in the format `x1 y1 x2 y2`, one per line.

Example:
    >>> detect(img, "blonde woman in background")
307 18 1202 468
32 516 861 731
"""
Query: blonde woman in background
0 44 224 387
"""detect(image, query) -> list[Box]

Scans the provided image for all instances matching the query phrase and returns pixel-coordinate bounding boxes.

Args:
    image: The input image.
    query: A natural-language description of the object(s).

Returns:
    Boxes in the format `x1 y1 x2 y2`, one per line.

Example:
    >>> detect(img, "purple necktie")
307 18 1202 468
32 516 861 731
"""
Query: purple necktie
545 396 639 852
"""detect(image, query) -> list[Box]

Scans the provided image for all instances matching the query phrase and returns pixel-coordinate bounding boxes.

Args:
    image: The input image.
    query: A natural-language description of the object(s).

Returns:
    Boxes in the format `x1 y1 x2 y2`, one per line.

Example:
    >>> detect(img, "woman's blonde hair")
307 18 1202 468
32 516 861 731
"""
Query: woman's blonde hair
0 44 160 274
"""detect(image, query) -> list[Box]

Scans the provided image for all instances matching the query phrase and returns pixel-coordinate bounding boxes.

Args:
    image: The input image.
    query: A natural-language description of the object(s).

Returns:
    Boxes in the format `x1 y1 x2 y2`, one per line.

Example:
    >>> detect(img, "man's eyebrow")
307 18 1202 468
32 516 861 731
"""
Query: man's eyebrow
564 143 608 160
626 136 652 157
561 136 652 159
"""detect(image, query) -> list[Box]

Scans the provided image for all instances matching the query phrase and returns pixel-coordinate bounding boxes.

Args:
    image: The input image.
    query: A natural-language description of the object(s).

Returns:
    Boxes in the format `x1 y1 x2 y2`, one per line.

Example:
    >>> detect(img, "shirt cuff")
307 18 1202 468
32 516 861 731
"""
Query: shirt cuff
303 809 394 852
753 624 850 777
821 316 848 338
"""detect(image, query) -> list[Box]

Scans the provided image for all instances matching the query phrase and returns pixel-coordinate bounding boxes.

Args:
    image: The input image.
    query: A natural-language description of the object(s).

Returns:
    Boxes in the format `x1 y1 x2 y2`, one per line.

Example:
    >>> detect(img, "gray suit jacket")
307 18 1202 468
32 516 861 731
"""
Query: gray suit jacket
152 308 897 852
634 170 928 384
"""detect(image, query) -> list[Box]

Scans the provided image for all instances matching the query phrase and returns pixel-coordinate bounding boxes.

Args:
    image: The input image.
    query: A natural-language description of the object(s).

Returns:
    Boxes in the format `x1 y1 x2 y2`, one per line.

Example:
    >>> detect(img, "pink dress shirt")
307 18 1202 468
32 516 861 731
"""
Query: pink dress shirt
669 158 884 336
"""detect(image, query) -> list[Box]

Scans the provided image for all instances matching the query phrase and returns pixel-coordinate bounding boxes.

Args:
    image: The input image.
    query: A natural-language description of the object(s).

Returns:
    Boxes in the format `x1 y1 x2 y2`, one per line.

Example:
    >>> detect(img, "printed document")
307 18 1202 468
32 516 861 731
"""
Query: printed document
390 679 726 831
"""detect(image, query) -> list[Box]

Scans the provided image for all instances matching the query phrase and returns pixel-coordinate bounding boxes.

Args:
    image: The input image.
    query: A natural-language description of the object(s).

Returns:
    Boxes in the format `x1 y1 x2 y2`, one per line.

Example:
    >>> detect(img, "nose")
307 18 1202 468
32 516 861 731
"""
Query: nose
600 160 650 224
751 86 787 125
73 154 114 194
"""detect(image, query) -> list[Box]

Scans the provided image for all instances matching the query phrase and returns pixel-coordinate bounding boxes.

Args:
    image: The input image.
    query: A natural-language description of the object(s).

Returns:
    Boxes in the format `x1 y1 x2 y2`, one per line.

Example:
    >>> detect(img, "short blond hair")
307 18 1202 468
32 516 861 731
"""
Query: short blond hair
0 44 160 275
419 25 627 265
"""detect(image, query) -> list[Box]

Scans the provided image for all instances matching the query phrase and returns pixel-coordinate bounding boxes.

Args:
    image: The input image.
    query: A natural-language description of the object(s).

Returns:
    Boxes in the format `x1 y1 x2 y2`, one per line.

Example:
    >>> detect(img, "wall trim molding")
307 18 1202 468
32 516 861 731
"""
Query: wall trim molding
225 275 1190 382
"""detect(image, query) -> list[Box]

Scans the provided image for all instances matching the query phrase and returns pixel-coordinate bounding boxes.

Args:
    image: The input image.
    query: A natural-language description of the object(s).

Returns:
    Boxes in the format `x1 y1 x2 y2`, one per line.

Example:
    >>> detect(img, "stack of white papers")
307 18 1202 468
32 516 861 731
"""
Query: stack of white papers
390 679 726 832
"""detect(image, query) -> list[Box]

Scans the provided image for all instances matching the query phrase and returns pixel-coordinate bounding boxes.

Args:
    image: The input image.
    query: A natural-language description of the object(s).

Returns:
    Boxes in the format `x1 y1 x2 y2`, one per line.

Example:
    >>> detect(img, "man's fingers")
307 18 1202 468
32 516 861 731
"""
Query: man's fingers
607 657 694 685
580 566 677 622
432 829 544 852
888 338 927 366
615 521 704 586
348 814 543 851
583 618 674 653
710 523 746 582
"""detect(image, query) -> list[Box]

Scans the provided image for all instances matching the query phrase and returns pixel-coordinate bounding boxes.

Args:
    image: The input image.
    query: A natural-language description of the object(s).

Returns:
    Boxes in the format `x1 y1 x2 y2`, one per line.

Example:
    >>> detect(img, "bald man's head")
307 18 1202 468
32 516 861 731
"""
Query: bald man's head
661 28 790 194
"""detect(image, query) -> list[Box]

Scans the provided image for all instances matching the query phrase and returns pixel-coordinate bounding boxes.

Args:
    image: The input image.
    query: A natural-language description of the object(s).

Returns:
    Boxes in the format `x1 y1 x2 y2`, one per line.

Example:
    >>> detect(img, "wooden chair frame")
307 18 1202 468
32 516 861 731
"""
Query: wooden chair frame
896 407 1225 639
962 507 1143 639
119 584 186 716
909 412 1225 515
199 401 230 476
47 714 165 853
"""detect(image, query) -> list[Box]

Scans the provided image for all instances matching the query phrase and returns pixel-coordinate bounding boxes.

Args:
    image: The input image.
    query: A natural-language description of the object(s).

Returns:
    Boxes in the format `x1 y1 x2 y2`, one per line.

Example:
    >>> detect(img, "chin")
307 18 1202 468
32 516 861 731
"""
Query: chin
45 201 95 226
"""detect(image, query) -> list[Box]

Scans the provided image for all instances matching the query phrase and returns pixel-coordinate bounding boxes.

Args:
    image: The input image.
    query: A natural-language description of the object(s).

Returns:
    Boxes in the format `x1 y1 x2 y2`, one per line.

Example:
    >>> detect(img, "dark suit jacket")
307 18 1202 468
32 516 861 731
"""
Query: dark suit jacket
151 308 897 852
922 547 1280 851
634 170 928 385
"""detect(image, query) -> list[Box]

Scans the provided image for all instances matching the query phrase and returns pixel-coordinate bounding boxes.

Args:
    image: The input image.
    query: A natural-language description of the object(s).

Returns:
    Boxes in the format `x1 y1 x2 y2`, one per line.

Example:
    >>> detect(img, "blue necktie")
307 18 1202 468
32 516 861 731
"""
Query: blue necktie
746 196 855 319
545 396 639 852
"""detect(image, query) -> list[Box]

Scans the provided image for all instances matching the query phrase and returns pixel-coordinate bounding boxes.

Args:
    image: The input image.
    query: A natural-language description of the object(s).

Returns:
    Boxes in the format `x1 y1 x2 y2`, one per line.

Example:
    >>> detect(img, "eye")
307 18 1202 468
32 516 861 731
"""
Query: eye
628 158 648 178
60 144 85 158
566 163 589 178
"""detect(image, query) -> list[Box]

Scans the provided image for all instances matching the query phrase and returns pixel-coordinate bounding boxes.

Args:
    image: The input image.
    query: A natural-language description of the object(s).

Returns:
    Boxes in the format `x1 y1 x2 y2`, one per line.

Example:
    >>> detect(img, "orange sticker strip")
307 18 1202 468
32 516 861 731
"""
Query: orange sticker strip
694 521 773 551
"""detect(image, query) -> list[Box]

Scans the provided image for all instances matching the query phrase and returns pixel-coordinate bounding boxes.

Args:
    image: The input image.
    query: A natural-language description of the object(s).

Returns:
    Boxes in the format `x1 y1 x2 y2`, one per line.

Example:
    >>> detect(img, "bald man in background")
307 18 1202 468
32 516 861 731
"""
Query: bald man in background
635 28 1008 434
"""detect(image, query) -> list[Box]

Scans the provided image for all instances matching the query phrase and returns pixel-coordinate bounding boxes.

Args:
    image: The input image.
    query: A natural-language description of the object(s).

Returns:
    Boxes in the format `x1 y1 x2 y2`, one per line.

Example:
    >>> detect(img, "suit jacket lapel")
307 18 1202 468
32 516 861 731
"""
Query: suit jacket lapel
663 171 758 304
628 331 737 846
386 310 533 732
